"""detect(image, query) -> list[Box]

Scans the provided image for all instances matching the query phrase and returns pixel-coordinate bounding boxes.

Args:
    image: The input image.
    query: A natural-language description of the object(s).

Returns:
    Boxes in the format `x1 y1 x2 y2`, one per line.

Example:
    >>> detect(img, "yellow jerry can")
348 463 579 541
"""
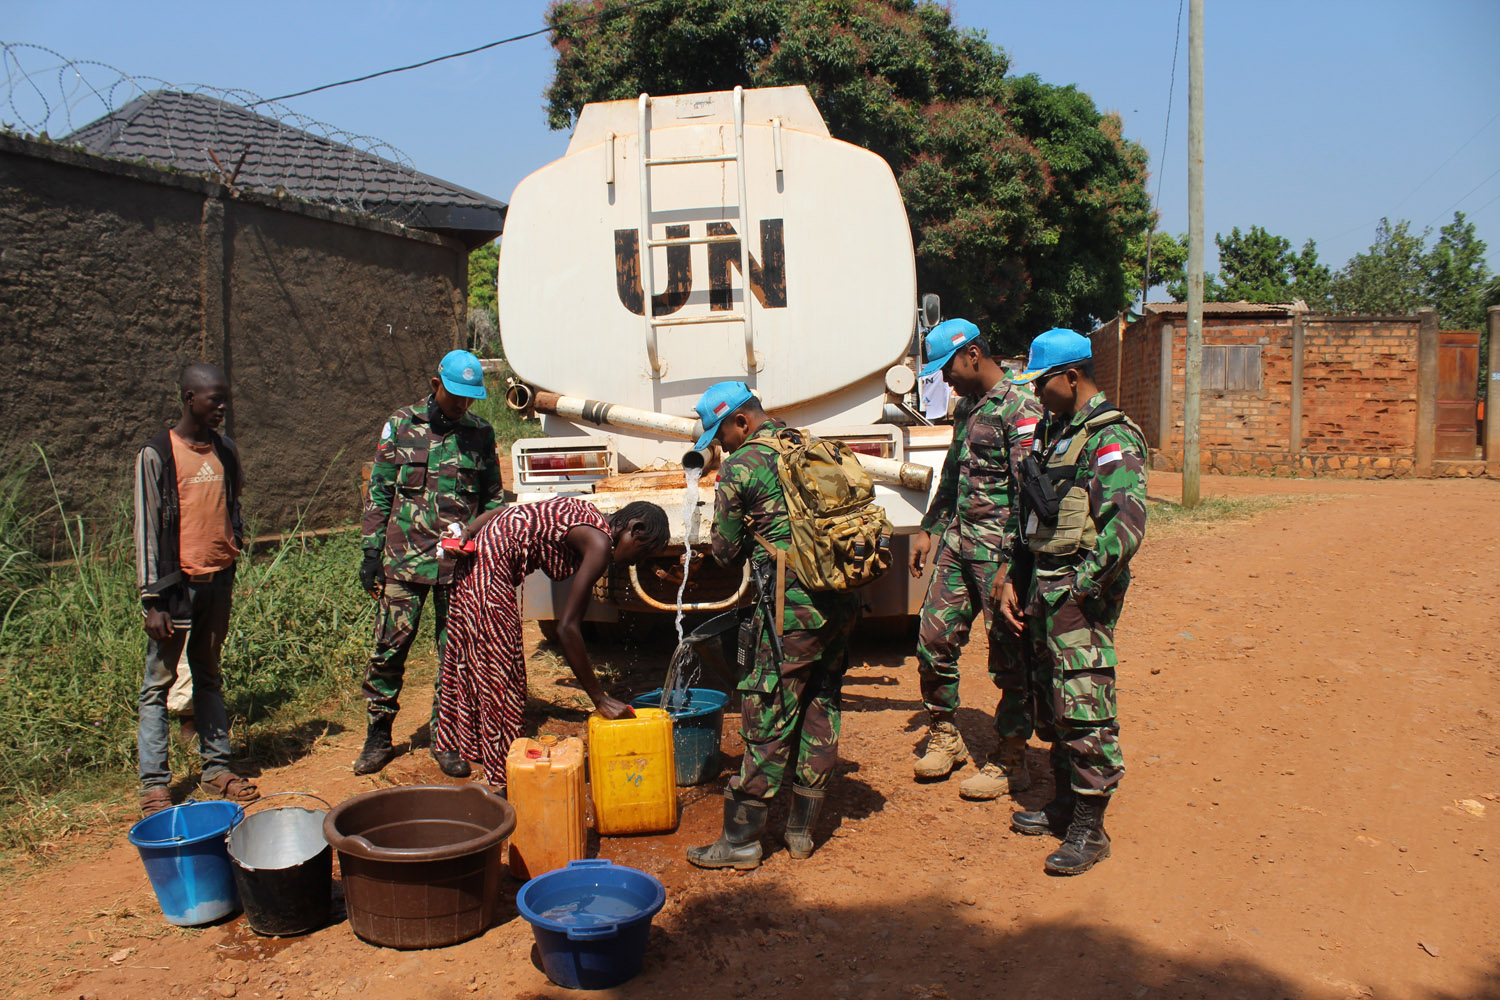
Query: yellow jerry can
587 708 678 836
506 734 588 879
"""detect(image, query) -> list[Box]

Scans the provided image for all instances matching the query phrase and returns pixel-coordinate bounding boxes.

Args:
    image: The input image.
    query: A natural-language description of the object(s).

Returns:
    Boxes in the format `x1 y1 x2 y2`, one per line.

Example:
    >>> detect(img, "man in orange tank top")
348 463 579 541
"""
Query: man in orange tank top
133 363 260 816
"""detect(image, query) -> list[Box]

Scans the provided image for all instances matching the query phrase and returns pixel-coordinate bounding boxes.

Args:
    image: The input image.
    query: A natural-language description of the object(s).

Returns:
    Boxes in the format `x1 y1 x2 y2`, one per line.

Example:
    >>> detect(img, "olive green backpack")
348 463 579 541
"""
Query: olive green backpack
752 428 893 627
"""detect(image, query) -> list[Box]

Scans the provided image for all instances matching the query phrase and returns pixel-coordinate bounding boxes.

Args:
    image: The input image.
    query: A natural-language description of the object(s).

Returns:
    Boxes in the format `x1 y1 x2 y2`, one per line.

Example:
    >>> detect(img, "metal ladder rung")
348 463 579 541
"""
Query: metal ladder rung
646 234 740 248
649 312 744 328
644 153 738 166
638 86 756 377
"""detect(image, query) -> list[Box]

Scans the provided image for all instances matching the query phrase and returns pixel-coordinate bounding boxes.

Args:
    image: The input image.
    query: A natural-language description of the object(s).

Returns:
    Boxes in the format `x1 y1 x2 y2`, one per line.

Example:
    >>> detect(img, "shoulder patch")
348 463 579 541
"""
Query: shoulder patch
380 421 393 441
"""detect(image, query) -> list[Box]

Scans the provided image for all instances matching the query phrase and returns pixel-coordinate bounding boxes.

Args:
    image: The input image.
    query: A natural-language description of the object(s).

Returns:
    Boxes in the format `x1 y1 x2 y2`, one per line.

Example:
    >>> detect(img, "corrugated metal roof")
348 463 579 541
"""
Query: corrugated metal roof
1144 301 1301 317
63 90 504 244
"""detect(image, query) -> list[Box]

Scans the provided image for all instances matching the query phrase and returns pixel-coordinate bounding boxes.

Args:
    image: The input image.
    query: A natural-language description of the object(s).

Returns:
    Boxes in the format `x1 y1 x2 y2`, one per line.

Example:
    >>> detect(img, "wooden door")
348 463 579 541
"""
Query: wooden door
1436 330 1480 459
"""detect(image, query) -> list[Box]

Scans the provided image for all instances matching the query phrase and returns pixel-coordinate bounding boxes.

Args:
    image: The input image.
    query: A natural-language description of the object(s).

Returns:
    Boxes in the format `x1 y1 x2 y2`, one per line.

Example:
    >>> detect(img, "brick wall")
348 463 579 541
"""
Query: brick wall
1108 306 1464 478
0 134 467 543
1300 317 1417 455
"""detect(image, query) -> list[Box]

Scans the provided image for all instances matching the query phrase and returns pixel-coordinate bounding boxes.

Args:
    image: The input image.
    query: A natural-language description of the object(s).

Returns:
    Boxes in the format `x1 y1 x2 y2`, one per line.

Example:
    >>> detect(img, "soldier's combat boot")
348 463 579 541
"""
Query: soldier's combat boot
913 719 968 780
959 736 1032 800
1044 794 1111 875
784 785 825 860
352 715 398 775
686 789 768 870
1011 753 1076 837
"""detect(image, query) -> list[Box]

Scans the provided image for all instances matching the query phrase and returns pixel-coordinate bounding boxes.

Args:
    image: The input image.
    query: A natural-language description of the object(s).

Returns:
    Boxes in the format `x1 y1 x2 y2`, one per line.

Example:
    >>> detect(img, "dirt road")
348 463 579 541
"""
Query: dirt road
3 474 1497 999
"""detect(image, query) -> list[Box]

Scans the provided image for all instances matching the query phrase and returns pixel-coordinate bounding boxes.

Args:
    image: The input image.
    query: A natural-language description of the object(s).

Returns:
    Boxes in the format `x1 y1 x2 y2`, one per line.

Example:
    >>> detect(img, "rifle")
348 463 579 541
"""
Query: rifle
741 557 785 667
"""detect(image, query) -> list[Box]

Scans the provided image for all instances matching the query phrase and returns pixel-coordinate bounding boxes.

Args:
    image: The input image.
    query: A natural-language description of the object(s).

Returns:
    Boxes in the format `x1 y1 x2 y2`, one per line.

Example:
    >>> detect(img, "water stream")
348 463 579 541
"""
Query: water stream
674 466 703 642
660 466 704 712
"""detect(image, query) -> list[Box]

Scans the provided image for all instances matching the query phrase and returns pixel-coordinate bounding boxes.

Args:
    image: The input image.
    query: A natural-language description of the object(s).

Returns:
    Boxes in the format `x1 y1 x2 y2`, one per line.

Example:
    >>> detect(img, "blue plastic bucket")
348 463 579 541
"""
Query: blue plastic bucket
517 859 666 990
128 800 243 926
632 688 727 786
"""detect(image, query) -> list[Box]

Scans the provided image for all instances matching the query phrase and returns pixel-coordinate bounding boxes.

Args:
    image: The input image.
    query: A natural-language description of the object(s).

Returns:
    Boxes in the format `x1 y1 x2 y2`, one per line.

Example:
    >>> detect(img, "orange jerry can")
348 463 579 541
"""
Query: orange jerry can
587 708 677 836
506 734 588 879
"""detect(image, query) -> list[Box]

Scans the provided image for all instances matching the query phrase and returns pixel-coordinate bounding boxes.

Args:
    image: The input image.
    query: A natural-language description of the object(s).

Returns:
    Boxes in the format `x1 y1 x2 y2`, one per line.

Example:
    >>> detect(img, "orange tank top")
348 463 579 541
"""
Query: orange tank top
170 431 240 575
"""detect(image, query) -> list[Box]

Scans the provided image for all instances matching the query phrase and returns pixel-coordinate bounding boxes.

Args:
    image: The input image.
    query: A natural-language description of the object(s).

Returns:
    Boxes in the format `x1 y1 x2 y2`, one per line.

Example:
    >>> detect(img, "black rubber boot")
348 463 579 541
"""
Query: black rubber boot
352 715 398 775
432 748 471 778
1044 794 1112 875
1011 751 1076 838
686 790 768 870
784 785 825 860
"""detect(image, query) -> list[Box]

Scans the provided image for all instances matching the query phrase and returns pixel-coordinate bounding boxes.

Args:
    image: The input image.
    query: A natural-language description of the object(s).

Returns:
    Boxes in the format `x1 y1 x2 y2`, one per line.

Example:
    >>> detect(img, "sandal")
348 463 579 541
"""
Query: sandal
199 771 261 803
140 787 172 817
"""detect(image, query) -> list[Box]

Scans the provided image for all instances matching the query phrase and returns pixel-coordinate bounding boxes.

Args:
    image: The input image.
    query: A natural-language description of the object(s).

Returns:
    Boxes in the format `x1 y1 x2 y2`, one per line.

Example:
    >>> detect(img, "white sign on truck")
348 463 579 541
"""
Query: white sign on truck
498 85 952 627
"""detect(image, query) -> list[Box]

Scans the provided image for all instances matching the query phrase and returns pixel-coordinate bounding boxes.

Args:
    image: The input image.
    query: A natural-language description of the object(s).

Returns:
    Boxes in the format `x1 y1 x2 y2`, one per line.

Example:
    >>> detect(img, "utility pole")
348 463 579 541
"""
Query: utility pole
1183 0 1204 507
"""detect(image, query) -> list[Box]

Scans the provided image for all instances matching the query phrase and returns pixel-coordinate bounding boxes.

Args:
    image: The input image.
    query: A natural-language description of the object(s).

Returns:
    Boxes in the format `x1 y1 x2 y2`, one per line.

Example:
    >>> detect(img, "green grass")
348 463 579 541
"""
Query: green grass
468 359 545 455
0 453 373 857
1145 493 1299 532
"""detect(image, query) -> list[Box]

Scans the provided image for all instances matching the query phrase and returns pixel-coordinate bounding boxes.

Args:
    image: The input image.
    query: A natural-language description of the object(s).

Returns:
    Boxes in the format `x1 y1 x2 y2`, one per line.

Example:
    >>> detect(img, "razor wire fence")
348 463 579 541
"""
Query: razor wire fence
1 41 428 225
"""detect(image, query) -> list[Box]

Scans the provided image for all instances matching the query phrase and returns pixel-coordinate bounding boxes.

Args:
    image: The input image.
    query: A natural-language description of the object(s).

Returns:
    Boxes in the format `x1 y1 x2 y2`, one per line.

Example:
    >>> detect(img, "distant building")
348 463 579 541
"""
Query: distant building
1091 302 1489 478
1 92 507 539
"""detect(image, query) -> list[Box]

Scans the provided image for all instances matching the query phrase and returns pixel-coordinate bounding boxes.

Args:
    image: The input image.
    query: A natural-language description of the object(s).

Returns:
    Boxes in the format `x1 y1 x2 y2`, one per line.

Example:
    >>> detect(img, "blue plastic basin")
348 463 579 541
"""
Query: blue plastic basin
632 688 727 786
517 859 666 990
128 800 243 925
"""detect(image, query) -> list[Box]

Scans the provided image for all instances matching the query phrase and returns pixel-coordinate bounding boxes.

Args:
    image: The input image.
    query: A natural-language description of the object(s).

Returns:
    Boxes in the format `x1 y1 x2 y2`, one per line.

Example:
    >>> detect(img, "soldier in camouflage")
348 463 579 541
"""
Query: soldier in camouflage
354 350 503 777
684 382 858 871
999 329 1147 875
909 319 1043 801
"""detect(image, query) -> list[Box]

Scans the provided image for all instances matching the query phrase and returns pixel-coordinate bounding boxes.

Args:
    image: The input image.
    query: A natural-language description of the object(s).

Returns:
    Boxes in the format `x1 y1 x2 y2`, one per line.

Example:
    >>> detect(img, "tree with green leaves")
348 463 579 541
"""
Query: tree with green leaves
544 0 1153 349
1425 211 1490 330
467 240 500 355
1329 218 1431 315
1124 230 1188 304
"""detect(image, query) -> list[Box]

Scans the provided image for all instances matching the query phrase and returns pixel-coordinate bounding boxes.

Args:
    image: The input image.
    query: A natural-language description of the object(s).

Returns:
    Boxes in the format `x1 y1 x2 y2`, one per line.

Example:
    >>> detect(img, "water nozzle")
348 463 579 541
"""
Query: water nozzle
503 379 533 412
682 448 712 472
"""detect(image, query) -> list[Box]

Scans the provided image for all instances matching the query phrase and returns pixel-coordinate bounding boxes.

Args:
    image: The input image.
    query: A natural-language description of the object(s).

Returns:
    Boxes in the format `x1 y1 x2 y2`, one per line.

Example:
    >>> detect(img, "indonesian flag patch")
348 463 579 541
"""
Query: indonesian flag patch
1097 442 1124 466
713 401 729 415
951 332 967 345
1017 418 1038 446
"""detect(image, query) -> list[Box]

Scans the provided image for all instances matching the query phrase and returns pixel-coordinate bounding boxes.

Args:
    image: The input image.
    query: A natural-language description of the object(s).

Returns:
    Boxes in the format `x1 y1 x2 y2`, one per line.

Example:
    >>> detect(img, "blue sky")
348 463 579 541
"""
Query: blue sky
6 0 1499 279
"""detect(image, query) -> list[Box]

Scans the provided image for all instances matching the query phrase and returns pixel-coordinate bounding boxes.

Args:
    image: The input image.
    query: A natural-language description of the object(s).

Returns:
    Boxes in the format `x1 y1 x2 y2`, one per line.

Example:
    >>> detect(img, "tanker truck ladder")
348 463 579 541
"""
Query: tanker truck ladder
636 85 761 378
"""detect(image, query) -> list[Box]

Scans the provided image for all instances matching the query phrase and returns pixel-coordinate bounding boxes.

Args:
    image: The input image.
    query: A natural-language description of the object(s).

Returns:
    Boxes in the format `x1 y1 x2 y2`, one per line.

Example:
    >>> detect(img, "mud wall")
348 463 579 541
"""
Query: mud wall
0 134 466 541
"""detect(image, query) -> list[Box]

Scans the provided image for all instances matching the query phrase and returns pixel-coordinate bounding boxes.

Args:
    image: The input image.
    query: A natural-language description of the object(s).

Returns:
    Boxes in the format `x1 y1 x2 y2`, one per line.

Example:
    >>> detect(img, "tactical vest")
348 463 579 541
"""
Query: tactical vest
1021 406 1144 557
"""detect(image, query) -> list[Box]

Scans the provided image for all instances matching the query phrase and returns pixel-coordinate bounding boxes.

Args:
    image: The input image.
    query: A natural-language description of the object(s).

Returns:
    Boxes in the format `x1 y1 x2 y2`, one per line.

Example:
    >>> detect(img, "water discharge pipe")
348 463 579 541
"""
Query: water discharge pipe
515 387 933 492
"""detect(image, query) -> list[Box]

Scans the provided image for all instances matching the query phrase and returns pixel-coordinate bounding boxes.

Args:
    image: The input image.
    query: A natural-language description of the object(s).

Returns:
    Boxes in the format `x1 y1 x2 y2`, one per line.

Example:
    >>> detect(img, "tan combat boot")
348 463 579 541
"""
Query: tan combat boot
914 720 969 779
959 736 1032 800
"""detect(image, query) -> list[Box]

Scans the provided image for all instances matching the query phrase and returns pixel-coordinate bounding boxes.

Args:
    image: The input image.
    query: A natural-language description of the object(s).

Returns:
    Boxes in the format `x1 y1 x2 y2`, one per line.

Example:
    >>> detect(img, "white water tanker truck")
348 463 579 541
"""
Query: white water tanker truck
496 85 953 631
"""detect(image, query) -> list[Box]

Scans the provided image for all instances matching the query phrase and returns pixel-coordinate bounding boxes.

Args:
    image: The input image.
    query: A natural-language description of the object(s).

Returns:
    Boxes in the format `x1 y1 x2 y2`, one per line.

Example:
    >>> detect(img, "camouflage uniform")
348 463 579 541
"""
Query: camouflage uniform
916 379 1042 732
360 397 502 726
1009 392 1147 796
711 419 858 799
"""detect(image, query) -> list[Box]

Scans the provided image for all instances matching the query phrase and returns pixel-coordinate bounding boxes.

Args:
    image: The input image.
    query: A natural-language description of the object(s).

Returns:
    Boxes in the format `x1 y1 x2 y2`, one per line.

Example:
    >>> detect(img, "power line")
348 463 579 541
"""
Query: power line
253 0 666 106
1139 0 1186 307
1394 108 1500 214
1424 163 1500 229
1322 108 1500 244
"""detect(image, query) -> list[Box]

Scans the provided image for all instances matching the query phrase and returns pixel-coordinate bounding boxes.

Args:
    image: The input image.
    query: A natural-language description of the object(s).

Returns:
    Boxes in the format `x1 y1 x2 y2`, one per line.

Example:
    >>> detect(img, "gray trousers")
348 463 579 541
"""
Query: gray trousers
137 570 235 789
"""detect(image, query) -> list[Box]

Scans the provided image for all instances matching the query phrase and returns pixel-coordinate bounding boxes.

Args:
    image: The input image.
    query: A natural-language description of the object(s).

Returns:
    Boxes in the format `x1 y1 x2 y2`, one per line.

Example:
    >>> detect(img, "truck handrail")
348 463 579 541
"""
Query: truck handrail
627 562 751 613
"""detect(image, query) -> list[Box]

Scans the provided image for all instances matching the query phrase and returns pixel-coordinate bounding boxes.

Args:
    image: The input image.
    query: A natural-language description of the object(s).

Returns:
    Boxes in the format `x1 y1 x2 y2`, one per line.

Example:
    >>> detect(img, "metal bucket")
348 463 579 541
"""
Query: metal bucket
226 792 332 937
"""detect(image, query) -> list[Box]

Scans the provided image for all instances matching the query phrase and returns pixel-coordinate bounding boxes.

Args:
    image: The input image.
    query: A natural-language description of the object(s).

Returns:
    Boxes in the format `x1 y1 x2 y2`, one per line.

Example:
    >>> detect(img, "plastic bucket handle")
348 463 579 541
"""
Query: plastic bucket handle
559 860 621 940
228 792 330 838
567 923 621 942
130 799 244 846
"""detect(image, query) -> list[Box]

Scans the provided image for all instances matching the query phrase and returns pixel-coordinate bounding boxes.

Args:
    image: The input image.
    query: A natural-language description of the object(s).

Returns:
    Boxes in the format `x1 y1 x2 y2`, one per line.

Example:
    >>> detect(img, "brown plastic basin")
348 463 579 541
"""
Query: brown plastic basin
324 783 516 949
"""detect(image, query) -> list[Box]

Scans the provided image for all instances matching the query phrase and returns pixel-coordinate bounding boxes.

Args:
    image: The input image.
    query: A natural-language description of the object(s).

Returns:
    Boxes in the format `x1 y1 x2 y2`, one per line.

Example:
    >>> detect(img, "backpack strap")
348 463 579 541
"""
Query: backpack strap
751 533 786 637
